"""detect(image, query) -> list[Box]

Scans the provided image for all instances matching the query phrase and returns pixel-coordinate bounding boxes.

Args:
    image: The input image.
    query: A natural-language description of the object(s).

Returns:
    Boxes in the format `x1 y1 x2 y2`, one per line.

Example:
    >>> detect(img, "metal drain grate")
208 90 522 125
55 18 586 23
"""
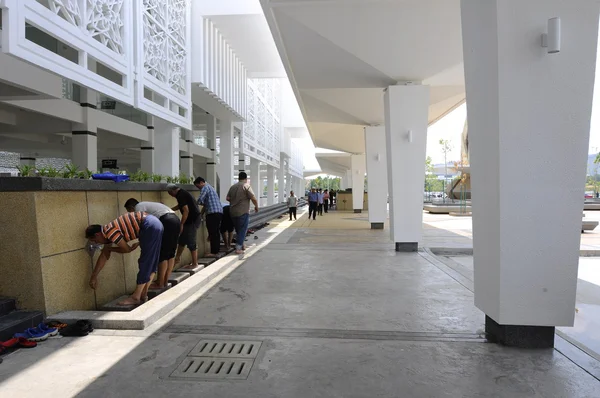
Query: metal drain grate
188 340 262 359
170 357 254 380
169 340 263 381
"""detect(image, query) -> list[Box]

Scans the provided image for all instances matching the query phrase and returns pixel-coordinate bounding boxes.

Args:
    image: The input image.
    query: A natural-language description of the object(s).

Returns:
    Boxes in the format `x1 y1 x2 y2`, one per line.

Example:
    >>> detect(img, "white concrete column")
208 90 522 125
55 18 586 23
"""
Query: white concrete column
340 175 347 190
140 124 155 174
180 130 194 178
350 154 366 212
154 119 180 177
384 84 429 252
250 158 261 203
278 154 286 203
286 174 293 197
71 128 98 172
218 120 234 201
19 156 36 167
206 115 217 186
267 165 276 206
461 0 599 347
365 126 388 228
345 170 353 189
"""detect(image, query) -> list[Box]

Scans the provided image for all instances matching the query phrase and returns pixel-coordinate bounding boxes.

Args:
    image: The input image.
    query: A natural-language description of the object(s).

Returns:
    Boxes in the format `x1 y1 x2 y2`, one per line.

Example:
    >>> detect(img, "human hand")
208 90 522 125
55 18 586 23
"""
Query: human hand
89 276 98 290
130 243 139 251
180 225 184 235
255 206 259 213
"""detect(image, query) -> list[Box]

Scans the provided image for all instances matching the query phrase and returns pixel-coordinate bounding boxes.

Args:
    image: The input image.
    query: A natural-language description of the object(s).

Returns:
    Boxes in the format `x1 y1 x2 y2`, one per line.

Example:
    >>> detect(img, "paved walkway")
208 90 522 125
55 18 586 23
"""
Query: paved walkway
0 210 599 397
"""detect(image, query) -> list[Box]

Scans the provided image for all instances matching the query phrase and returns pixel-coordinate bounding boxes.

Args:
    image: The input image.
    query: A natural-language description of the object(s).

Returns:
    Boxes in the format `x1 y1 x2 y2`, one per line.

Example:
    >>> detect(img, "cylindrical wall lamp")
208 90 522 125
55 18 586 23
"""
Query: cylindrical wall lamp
541 17 561 54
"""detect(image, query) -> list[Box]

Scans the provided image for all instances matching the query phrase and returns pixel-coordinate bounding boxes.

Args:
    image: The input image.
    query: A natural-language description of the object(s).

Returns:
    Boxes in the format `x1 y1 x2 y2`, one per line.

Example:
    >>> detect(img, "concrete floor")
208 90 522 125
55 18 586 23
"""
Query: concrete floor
1 210 599 397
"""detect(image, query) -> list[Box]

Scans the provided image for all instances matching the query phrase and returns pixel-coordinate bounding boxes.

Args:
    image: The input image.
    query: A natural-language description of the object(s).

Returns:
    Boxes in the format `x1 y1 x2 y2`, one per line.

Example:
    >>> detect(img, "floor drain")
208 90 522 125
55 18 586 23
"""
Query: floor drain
169 340 262 381
189 340 262 358
170 357 254 380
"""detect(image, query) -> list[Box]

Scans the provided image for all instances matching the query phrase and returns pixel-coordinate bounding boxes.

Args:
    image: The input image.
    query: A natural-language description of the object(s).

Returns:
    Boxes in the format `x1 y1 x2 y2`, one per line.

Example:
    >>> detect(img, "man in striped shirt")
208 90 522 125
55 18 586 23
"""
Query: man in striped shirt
85 211 164 306
194 176 223 257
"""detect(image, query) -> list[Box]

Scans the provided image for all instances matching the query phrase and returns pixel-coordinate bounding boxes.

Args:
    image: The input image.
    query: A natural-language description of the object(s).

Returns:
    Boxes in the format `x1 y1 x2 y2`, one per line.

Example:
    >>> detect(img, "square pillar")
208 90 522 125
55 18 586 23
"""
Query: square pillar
250 158 261 205
267 165 276 206
141 125 155 174
180 130 194 178
71 128 98 172
351 154 366 213
154 119 180 177
384 84 430 252
206 115 217 186
462 0 599 347
278 154 286 203
219 120 234 201
365 126 388 228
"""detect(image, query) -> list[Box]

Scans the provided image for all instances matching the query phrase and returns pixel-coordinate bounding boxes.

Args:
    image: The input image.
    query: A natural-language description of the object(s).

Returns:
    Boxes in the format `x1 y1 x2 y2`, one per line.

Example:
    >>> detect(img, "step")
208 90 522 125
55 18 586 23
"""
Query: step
168 272 190 286
100 296 139 312
176 263 204 275
148 283 172 299
0 298 16 317
197 258 216 266
0 310 44 341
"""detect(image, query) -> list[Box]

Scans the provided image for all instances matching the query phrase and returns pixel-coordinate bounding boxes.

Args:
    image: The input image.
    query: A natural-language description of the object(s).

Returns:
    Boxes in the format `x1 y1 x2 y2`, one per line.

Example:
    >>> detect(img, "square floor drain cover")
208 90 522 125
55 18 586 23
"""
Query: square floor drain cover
188 340 262 359
170 357 254 380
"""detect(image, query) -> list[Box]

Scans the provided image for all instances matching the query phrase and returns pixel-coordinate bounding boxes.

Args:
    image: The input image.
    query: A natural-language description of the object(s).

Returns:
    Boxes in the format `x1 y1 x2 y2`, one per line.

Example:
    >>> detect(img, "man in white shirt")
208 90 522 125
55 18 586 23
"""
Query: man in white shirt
124 198 181 290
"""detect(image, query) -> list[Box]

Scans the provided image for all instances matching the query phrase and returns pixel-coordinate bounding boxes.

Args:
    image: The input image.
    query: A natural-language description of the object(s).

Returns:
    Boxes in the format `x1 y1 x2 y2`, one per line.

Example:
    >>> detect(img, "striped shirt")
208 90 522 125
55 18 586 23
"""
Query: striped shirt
102 212 145 244
197 183 223 214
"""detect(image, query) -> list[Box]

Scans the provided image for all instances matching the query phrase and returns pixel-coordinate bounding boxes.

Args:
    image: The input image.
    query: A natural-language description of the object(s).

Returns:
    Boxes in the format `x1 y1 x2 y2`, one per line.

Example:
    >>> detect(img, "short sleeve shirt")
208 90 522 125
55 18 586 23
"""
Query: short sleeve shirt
227 182 256 218
102 212 145 244
176 189 200 225
134 202 174 219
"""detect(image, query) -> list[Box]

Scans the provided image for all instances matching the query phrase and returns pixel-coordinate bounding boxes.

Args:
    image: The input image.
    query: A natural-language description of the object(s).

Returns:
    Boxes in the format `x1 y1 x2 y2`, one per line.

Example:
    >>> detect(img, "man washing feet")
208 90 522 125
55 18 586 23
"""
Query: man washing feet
86 211 163 306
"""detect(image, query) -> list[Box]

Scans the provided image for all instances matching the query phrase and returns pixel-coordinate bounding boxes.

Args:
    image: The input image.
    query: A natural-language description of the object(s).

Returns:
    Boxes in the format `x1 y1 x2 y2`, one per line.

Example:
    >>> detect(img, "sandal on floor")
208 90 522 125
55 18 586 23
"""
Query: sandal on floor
1 337 37 349
45 321 68 330
36 323 58 337
14 328 50 342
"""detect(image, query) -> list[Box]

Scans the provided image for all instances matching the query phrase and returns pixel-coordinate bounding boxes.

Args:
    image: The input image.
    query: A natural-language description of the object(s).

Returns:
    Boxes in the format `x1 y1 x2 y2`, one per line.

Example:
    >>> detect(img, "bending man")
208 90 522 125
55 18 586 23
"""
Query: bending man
86 211 163 306
124 198 181 288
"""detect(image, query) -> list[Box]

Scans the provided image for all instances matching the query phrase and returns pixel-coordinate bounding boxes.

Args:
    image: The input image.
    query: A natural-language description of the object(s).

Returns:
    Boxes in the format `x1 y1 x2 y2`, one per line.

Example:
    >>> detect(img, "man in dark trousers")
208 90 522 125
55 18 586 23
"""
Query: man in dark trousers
194 177 223 258
308 187 319 220
124 198 181 289
167 183 201 267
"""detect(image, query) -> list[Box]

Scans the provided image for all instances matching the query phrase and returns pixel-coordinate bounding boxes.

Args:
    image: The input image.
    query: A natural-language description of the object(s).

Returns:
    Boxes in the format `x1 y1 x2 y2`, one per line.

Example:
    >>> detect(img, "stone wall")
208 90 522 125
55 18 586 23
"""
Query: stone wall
0 178 206 314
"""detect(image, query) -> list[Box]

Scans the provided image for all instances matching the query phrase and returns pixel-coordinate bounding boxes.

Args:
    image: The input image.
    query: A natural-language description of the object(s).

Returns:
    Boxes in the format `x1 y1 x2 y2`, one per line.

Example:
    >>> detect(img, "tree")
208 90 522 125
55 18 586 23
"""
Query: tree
439 139 453 203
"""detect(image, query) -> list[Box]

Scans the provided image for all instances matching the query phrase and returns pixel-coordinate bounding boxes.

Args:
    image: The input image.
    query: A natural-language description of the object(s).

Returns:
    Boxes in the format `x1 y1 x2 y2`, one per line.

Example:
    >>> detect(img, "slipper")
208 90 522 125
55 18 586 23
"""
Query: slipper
45 321 67 330
37 323 58 337
76 320 94 333
0 337 37 348
14 328 50 342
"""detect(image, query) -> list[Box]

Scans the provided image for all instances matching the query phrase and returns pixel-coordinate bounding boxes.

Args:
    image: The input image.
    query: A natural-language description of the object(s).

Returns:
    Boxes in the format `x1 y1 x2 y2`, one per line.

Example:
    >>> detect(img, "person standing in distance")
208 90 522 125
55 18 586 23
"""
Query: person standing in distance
227 172 259 255
194 177 223 258
287 190 298 221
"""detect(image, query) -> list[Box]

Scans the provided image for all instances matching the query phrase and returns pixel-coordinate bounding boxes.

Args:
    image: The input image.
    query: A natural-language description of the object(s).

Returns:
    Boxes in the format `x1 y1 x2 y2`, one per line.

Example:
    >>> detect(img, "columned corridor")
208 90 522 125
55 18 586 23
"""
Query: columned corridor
0 211 597 397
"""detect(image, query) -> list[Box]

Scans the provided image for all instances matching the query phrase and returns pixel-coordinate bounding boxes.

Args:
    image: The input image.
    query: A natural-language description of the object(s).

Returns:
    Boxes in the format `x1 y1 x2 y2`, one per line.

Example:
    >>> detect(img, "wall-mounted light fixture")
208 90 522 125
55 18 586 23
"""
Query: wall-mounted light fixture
407 130 413 143
376 153 381 162
541 17 561 54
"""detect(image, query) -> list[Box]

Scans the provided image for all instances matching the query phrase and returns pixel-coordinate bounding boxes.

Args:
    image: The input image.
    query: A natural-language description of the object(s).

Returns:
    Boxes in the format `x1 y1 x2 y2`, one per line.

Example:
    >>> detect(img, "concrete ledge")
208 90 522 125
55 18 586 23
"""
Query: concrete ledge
371 222 384 230
48 253 244 330
582 220 598 232
0 177 199 192
449 211 472 217
353 209 362 214
584 203 600 210
395 242 418 252
168 272 190 286
424 204 472 214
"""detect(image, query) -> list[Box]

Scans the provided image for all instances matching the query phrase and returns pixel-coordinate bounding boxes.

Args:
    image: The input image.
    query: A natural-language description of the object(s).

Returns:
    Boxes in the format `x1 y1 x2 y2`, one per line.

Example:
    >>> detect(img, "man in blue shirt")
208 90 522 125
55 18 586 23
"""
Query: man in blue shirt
194 177 223 257
308 187 319 220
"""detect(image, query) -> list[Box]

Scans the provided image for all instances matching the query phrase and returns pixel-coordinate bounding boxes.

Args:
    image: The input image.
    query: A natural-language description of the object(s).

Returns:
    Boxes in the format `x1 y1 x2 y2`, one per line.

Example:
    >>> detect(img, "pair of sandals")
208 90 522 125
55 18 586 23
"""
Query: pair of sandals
58 320 93 337
13 323 59 342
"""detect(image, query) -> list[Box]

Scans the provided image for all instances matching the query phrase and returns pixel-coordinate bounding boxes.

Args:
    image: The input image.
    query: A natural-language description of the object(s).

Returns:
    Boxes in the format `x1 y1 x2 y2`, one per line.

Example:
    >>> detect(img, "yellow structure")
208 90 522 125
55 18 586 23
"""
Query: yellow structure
0 182 206 315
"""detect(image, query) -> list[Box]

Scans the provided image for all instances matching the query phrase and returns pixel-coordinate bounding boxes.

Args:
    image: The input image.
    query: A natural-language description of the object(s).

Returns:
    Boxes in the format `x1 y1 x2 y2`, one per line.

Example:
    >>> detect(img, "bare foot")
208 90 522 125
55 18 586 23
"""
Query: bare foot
141 296 149 303
205 253 217 258
118 296 141 306
149 283 163 289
